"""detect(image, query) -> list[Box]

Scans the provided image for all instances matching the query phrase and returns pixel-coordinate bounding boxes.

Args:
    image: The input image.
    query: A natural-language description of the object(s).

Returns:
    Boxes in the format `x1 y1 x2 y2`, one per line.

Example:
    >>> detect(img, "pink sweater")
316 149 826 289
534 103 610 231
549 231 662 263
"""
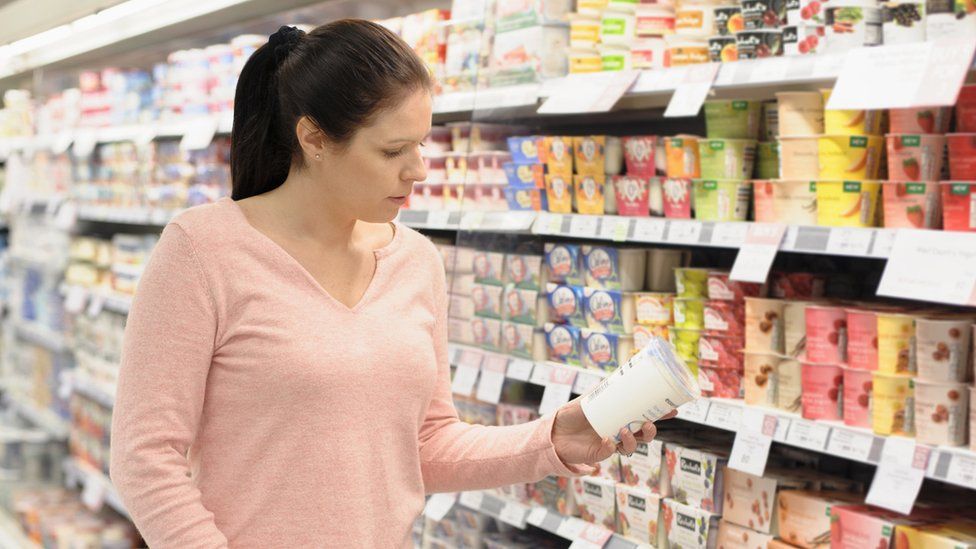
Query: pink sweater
110 197 584 548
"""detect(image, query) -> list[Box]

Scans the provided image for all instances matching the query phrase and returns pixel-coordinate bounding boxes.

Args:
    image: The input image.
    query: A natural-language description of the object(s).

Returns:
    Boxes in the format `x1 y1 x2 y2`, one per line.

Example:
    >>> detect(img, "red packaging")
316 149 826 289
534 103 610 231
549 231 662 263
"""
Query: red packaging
804 305 848 364
769 272 826 299
842 366 872 429
947 133 976 180
801 361 843 421
941 181 976 232
707 271 765 301
955 84 976 133
698 333 745 369
613 175 652 217
700 366 744 398
703 300 746 337
845 308 878 370
888 107 951 134
662 177 693 218
623 136 659 176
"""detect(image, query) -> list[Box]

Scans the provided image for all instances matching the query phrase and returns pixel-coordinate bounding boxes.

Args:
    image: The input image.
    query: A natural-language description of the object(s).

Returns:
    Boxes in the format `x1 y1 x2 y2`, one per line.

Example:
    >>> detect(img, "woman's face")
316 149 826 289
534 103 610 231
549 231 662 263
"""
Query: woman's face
313 88 431 224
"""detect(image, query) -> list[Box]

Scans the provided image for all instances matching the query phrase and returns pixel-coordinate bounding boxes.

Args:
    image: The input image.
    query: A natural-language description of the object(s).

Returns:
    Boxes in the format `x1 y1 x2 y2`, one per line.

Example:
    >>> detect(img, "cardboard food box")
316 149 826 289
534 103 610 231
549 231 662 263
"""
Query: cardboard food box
619 439 667 495
573 476 618 532
663 497 721 549
723 468 811 534
616 483 662 546
664 443 728 513
716 520 776 549
775 491 861 548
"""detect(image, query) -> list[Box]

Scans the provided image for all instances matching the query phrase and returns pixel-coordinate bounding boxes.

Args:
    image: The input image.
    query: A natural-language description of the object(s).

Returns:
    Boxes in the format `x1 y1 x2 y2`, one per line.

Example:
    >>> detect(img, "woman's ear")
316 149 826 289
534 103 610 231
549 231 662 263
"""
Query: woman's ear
295 116 326 160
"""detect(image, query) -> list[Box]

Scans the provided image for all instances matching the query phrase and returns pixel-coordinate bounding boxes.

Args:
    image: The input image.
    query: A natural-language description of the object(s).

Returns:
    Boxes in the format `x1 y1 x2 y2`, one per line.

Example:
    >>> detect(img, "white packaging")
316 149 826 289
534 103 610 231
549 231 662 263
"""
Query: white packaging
782 25 825 55
581 337 700 438
632 37 669 70
882 1 926 43
472 317 502 350
582 246 648 291
490 25 570 86
601 9 639 45
824 6 883 52
473 251 506 285
619 439 667 494
646 249 687 292
500 321 546 360
663 498 721 549
573 476 619 531
495 0 574 32
606 136 624 175
925 0 976 40
616 484 663 546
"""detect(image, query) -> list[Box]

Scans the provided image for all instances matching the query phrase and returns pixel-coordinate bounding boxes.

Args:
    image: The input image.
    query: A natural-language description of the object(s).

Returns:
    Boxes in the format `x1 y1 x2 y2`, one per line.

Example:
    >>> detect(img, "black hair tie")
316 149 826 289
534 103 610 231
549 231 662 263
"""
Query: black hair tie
269 25 304 66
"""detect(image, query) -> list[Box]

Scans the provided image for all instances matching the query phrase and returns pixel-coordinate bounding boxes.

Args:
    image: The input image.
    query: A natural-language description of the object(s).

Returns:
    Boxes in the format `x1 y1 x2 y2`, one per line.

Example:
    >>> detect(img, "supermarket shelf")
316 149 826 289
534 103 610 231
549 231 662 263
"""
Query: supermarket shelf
448 343 607 396
4 393 70 440
63 458 128 518
75 204 181 226
398 209 536 233
13 322 69 353
71 371 115 409
61 284 133 316
0 509 38 549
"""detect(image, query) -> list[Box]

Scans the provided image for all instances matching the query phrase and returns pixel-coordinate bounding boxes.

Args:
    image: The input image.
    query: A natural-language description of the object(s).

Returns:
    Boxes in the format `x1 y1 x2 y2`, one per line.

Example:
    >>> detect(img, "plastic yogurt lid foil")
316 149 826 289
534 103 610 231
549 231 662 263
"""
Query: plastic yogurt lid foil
643 336 702 400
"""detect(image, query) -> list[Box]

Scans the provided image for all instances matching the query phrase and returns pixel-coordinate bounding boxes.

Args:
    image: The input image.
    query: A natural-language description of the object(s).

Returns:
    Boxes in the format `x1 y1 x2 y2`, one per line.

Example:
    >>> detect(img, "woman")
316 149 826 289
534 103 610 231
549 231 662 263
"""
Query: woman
110 20 665 548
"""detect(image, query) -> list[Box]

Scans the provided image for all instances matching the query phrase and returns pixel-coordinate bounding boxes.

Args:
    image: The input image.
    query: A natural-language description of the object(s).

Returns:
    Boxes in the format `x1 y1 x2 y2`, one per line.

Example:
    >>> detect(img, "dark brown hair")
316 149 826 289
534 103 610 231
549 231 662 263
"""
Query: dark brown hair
230 19 433 200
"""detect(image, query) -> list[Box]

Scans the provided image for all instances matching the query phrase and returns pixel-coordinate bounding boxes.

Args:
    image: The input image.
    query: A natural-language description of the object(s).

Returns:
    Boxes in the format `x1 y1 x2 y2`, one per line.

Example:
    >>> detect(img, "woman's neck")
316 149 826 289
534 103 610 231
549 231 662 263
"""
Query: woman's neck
263 172 359 251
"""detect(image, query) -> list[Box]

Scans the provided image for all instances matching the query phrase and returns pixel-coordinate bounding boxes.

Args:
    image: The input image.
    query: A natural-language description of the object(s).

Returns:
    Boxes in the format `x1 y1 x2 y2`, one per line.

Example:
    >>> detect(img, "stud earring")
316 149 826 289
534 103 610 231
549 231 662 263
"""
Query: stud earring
315 154 321 160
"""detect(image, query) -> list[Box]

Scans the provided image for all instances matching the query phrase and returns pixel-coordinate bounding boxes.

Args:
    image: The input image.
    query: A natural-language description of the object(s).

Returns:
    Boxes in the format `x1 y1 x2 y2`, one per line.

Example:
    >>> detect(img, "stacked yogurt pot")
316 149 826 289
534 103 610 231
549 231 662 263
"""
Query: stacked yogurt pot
568 0 677 73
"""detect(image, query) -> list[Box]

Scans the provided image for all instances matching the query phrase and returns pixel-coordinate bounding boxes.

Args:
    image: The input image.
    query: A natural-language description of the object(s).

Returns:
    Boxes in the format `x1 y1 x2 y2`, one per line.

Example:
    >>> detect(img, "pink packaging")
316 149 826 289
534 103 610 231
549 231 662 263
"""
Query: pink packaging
955 84 976 132
845 308 878 371
662 177 693 218
623 136 659 176
707 271 766 301
613 175 652 217
889 107 952 134
698 333 745 370
947 133 976 180
804 305 848 364
700 365 744 398
842 366 872 429
885 134 946 181
703 300 746 337
915 316 974 383
882 182 942 229
801 361 843 421
769 272 826 299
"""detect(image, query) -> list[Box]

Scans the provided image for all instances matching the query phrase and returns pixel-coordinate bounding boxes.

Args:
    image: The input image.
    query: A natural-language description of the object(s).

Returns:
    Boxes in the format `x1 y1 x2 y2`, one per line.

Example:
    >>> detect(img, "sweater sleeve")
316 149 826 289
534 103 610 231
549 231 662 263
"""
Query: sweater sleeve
110 223 229 549
418 252 592 494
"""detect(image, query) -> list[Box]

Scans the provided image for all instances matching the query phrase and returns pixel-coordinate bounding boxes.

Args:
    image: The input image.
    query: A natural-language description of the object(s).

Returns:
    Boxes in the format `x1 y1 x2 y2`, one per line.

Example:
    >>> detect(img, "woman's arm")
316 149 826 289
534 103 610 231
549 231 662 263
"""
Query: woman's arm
110 223 229 549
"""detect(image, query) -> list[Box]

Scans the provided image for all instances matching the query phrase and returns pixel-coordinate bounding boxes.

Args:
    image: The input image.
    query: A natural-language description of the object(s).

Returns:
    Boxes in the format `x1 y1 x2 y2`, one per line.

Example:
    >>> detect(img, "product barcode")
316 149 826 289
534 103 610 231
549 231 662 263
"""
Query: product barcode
587 379 610 402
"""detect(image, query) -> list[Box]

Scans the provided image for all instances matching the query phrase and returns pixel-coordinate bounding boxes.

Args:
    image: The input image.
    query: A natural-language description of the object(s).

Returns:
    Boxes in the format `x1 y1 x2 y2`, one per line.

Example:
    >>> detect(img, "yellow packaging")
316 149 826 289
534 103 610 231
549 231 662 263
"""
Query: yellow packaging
877 312 916 375
540 136 575 176
545 173 574 214
872 372 915 436
895 521 976 549
815 180 881 228
570 49 603 74
664 136 701 179
817 135 884 180
574 136 607 177
574 173 607 215
570 16 601 49
821 89 883 136
578 0 612 15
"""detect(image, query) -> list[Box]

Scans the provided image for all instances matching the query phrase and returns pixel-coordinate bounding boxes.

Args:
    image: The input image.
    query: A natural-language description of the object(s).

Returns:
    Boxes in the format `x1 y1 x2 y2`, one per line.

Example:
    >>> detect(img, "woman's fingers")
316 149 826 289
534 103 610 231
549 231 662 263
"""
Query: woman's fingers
634 421 657 442
618 428 638 455
662 410 679 420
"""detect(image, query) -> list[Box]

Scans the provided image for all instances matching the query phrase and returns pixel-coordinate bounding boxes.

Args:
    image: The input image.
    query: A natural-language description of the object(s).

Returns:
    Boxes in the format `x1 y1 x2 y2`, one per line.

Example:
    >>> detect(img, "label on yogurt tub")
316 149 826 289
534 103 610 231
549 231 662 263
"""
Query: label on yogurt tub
583 246 619 285
585 288 624 333
545 243 583 285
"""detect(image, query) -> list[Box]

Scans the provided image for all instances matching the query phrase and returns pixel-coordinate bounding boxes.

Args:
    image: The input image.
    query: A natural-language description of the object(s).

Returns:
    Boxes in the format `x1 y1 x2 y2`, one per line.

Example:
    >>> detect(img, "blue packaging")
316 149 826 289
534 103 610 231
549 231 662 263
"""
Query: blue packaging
546 283 586 327
504 187 548 211
507 135 542 163
583 287 627 335
544 322 581 366
503 162 545 187
544 243 584 286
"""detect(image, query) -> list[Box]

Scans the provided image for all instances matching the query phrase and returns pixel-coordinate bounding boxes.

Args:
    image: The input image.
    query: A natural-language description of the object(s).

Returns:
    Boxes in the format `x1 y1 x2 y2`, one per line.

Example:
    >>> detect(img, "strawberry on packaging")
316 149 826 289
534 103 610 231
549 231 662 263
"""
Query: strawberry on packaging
699 333 746 369
619 439 667 495
770 272 826 299
707 271 766 301
700 366 745 398
704 300 747 336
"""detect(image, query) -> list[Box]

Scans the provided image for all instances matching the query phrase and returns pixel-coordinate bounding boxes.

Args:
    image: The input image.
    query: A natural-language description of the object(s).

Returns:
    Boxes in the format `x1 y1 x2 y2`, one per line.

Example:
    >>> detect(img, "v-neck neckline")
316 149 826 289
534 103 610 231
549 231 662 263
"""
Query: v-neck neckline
220 197 402 313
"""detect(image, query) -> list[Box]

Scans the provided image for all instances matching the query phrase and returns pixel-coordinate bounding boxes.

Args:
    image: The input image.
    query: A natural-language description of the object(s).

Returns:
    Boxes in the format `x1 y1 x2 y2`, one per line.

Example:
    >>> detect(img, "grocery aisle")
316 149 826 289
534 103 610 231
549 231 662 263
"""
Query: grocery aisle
0 0 976 547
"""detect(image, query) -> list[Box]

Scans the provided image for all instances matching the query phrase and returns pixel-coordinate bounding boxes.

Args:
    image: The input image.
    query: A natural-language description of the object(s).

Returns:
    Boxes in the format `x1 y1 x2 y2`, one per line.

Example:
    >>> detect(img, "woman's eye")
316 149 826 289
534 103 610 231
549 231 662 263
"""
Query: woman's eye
384 148 405 158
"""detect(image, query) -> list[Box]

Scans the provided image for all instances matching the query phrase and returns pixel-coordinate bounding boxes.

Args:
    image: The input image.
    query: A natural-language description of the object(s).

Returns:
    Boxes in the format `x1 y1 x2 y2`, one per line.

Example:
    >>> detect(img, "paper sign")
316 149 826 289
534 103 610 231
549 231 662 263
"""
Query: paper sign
557 517 590 540
507 359 534 381
631 218 667 243
866 437 930 514
498 501 529 528
676 398 711 423
64 286 88 315
427 210 452 229
451 365 480 396
828 39 976 110
945 452 976 489
667 220 703 244
424 493 457 521
705 400 742 431
527 506 549 527
569 215 600 238
180 117 218 151
825 227 873 256
728 409 777 477
476 355 508 404
539 70 639 114
569 524 614 549
459 491 485 510
826 428 876 463
730 223 786 283
82 479 106 512
785 419 831 451
539 367 577 416
664 62 721 118
879 229 976 306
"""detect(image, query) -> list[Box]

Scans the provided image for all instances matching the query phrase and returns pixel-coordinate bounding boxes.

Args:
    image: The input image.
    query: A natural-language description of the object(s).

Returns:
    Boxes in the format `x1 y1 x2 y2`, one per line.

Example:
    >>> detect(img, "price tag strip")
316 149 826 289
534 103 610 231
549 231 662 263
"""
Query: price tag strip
826 428 878 463
666 220 703 245
631 218 667 243
569 215 600 238
729 223 786 283
866 437 930 514
451 350 483 396
728 409 778 477
506 358 535 382
825 227 874 257
705 400 743 431
498 501 529 528
538 70 639 114
475 354 509 404
568 523 615 549
424 493 457 521
676 398 711 423
664 62 721 118
539 366 577 416
785 419 831 452
458 491 485 511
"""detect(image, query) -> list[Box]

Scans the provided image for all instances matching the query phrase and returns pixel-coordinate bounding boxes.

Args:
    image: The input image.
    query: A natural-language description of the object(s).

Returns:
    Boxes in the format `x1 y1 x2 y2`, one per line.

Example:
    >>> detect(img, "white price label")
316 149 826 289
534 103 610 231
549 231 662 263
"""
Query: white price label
728 410 777 477
507 359 535 381
667 220 703 244
498 501 529 528
86 294 105 318
180 117 219 151
424 493 457 521
64 286 88 315
599 217 631 242
538 70 639 114
557 517 590 540
545 214 565 234
676 399 711 423
870 229 897 258
945 452 976 489
825 227 874 256
72 131 98 157
573 371 603 394
530 362 553 386
866 437 930 514
451 365 480 396
460 211 485 230
706 401 743 431
826 429 876 463
879 229 976 307
527 506 549 527
52 132 73 155
427 210 452 229
729 223 786 283
785 420 831 451
631 218 667 243
664 63 721 118
539 367 577 416
82 478 106 512
711 222 749 247
750 57 789 83
569 215 600 238
476 356 508 404
459 491 485 510
569 524 614 549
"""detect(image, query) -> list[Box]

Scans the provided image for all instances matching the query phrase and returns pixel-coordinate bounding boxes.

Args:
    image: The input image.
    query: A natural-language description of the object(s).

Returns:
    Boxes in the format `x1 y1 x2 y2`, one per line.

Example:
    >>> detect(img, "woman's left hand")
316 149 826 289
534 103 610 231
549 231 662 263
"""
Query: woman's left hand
551 399 676 466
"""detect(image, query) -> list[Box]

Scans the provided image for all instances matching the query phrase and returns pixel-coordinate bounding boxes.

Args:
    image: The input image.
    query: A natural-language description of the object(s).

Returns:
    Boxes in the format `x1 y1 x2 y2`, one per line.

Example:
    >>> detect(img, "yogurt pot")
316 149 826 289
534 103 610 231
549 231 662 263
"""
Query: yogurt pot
571 14 603 49
742 0 788 28
664 136 701 178
885 134 946 182
815 180 881 228
882 1 927 44
756 141 780 178
634 324 671 351
584 287 639 334
506 253 545 291
570 48 604 73
704 100 762 140
473 283 504 318
675 267 709 298
956 85 976 133
744 351 781 407
915 316 973 382
947 134 976 180
675 4 718 36
581 337 701 439
762 100 780 141
545 242 584 285
753 180 818 225
889 106 951 134
574 136 609 177
504 162 546 187
881 181 942 229
474 250 507 286
670 327 703 362
601 10 638 46
547 283 587 327
635 292 675 326
704 300 747 336
692 179 752 222
745 297 786 353
872 372 915 436
502 322 548 361
698 139 758 179
777 356 803 412
613 175 652 216
842 365 873 428
824 5 883 52
579 0 612 15
699 365 745 398
674 297 706 329
777 92 825 136
632 37 669 70
666 35 711 65
508 135 543 163
924 0 976 43
708 35 739 61
801 361 844 421
779 136 821 180
805 304 849 364
818 135 884 180
539 136 575 176
582 245 648 291
698 333 746 369
473 317 503 351
646 248 688 292
662 177 694 218
714 5 746 34
822 89 883 135
784 300 815 358
601 45 634 71
914 379 969 446
575 173 608 215
940 181 976 232
735 29 785 58
783 24 826 54
545 173 574 213
581 329 636 372
636 4 678 35
846 308 879 370
876 312 916 375
623 136 658 176
770 272 827 299
545 322 583 365
707 271 765 301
